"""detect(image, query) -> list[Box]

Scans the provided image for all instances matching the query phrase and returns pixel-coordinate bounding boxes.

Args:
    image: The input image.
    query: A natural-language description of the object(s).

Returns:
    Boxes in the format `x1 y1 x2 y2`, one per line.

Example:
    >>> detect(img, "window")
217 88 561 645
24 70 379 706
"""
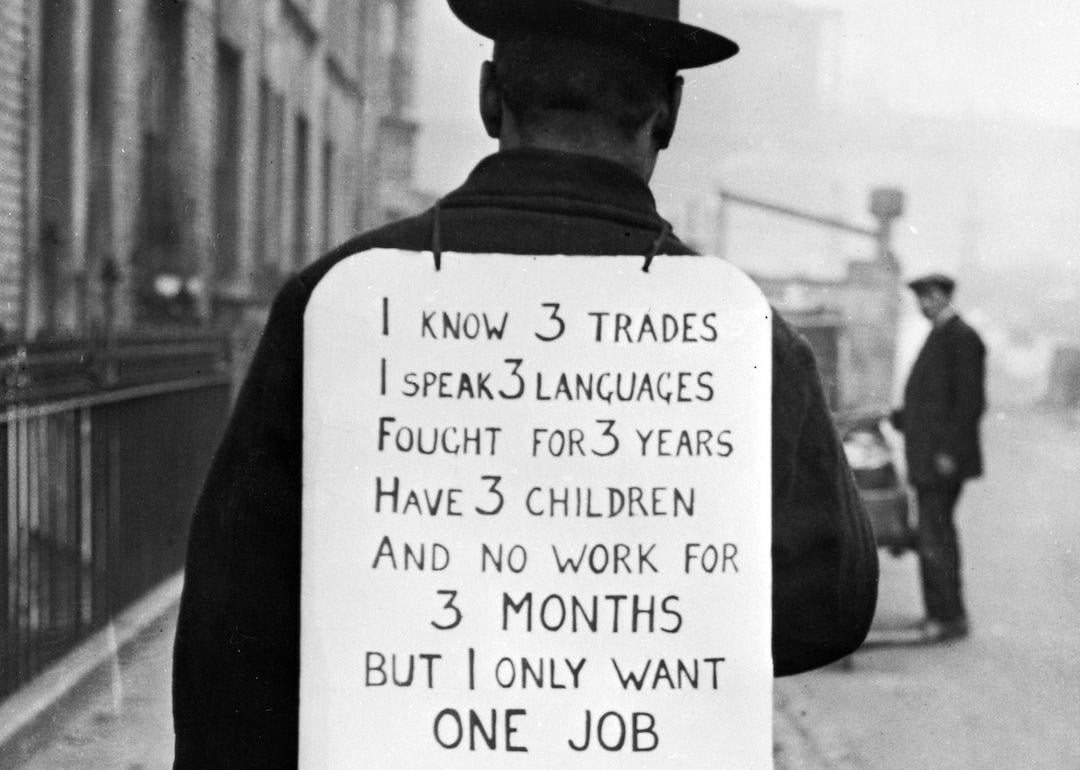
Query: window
136 0 187 306
321 139 335 253
292 115 310 266
213 43 242 279
255 79 286 279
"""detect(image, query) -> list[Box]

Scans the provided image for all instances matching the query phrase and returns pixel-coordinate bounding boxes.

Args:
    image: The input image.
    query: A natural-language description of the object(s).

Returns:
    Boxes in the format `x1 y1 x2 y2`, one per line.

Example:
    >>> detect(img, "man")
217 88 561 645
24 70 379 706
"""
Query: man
893 273 986 643
173 1 878 765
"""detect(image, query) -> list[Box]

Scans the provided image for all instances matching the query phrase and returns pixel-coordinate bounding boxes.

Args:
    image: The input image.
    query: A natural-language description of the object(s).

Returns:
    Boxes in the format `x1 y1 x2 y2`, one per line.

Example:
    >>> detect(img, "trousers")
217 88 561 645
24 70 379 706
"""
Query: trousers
916 481 966 622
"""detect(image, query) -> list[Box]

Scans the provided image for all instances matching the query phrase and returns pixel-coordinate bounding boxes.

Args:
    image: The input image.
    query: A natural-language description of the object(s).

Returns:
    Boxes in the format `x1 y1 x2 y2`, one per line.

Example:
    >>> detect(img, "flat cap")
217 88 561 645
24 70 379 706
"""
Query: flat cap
907 273 956 295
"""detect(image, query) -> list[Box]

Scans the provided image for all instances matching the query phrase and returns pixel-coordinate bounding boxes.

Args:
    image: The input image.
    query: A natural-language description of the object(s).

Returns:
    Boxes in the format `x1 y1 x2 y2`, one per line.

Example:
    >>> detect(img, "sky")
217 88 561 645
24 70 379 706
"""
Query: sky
799 0 1080 124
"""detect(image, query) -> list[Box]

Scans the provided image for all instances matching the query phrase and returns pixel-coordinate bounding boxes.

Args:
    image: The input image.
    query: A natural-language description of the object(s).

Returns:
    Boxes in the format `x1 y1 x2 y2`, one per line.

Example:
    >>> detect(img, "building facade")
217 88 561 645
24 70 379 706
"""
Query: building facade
0 0 419 341
0 0 28 340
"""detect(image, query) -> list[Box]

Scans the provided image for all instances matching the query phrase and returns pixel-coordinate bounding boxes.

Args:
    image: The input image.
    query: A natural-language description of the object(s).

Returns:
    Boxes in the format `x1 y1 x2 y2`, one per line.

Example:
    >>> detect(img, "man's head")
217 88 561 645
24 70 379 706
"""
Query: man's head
479 36 681 179
448 0 738 180
908 274 956 322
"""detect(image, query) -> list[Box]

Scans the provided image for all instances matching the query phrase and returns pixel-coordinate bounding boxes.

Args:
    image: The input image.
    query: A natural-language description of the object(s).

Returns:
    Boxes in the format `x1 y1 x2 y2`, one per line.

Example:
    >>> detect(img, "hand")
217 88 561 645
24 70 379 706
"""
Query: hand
934 452 957 477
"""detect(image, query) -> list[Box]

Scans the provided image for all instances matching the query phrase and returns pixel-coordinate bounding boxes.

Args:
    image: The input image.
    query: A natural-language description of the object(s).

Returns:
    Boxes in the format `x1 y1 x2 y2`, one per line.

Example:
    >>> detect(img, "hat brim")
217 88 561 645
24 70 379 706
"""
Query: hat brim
448 0 739 69
907 277 956 294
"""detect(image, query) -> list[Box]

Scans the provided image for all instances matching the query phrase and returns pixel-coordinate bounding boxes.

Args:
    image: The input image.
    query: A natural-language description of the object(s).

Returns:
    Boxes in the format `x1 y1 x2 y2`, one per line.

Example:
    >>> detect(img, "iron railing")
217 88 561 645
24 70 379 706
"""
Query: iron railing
1 335 233 699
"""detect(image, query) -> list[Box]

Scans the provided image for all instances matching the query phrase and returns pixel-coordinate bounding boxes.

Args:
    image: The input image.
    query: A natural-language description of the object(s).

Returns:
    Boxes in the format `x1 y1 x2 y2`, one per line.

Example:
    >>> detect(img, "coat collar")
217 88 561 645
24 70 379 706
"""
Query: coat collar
933 305 957 329
445 148 661 219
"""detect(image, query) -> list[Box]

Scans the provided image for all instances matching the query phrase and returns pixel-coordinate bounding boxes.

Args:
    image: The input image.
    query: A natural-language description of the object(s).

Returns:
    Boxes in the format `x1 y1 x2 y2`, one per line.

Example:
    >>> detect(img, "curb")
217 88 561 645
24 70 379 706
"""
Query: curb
0 572 183 756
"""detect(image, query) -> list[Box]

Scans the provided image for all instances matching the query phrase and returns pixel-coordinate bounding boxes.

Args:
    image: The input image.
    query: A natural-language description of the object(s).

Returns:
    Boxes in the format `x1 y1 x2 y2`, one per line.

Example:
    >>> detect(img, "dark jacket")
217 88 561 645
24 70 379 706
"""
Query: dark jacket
896 314 987 486
173 149 878 768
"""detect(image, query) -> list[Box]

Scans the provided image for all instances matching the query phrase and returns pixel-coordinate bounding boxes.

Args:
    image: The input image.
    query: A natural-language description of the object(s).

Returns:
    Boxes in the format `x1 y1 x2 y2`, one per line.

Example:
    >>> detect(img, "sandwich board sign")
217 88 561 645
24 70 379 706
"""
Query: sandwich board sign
301 251 772 768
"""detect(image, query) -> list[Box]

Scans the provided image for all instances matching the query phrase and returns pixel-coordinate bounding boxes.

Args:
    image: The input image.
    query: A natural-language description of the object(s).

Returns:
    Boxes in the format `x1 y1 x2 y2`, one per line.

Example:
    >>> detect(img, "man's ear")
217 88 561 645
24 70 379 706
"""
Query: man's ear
651 75 684 150
479 61 503 139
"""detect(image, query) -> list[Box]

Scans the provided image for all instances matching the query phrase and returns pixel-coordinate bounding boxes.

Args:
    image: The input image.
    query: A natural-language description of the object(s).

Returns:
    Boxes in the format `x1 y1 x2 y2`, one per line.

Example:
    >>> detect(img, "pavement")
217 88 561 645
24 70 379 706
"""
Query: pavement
0 564 1041 769
8 410 1074 767
1 585 179 770
0 495 961 769
3 584 825 768
772 551 925 769
774 409 1080 769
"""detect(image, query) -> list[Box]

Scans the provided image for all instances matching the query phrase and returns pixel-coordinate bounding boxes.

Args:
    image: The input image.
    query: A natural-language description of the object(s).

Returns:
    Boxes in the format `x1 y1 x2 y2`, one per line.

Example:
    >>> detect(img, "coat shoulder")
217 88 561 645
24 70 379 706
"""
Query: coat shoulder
948 316 988 357
295 211 436 300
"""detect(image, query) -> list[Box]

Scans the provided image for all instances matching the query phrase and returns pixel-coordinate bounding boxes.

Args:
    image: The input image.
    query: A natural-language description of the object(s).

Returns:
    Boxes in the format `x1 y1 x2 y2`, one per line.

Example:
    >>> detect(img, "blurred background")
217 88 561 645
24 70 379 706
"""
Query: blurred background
1 0 1078 767
417 0 1080 411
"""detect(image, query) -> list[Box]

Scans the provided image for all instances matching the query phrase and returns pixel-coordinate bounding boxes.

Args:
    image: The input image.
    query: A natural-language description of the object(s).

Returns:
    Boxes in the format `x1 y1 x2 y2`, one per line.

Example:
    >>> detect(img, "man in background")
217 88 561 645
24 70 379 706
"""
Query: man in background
173 1 879 765
893 273 986 642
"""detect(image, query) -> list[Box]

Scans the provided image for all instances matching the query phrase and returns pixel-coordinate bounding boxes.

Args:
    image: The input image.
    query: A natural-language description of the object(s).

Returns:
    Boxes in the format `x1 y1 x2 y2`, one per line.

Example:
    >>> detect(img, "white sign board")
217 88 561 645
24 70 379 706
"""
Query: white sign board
302 251 772 768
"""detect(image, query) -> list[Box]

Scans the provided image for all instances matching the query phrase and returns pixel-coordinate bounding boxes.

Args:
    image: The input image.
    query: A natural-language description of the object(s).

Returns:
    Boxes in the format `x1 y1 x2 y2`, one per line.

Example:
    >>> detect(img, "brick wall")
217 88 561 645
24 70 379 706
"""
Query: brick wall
0 0 26 337
1 0 421 339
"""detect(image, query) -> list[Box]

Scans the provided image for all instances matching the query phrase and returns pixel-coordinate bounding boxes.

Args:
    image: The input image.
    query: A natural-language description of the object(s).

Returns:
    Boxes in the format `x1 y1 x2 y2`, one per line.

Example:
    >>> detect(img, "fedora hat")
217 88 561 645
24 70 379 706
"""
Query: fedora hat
447 0 739 70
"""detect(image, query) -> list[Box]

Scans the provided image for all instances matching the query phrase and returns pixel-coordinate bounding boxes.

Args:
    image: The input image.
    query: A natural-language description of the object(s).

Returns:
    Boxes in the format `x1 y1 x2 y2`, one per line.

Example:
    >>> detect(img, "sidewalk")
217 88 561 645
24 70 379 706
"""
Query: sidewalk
773 686 838 768
3 582 822 768
2 594 179 769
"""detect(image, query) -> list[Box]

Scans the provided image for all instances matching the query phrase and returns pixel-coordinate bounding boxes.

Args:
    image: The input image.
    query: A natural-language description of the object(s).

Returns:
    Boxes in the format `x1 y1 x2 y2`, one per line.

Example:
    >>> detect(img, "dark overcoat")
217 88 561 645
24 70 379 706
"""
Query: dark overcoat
899 314 987 486
172 149 879 768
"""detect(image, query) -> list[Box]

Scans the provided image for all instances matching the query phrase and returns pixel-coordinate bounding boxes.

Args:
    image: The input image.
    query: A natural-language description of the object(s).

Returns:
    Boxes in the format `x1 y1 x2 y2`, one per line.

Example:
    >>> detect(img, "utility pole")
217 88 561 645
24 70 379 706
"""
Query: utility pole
716 186 904 267
869 187 905 271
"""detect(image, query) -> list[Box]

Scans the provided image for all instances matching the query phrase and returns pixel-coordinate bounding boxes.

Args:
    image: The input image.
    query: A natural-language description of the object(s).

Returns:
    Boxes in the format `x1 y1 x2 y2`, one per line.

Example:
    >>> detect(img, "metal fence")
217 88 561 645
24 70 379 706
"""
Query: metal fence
1 335 233 699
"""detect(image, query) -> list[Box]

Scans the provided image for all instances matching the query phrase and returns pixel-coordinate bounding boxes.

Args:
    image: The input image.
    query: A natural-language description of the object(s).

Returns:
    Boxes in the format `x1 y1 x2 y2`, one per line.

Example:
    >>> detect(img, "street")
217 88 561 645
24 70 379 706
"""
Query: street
776 408 1080 768
11 409 1080 768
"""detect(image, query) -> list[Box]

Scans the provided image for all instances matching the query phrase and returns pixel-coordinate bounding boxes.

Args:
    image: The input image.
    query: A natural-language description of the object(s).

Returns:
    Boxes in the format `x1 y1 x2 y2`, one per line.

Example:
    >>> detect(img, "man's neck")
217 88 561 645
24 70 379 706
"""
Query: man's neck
500 116 658 182
933 305 956 327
